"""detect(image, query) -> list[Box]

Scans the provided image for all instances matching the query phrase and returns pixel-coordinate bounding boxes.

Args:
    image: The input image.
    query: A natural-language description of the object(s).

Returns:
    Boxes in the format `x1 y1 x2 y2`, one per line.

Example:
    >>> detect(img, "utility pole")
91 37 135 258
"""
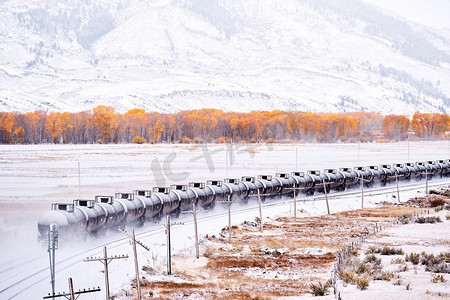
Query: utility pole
166 215 172 275
395 173 400 203
163 216 183 275
68 278 75 300
193 203 199 259
283 186 305 221
217 194 241 244
360 176 364 209
119 227 151 297
227 195 232 243
43 277 100 299
358 175 372 209
83 247 128 300
247 189 275 233
257 189 263 233
293 186 297 221
323 179 330 215
181 203 200 258
132 230 142 300
312 180 331 214
47 223 58 300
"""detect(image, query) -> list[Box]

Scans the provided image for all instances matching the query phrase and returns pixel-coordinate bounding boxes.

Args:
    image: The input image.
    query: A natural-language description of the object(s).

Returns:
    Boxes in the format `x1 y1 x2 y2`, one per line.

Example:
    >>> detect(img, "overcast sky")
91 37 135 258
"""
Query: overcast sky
362 0 450 29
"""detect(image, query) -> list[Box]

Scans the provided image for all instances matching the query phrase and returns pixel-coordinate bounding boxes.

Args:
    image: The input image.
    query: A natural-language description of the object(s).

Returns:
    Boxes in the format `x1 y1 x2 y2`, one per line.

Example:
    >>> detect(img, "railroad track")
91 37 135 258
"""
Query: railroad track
305 178 449 202
1 178 448 299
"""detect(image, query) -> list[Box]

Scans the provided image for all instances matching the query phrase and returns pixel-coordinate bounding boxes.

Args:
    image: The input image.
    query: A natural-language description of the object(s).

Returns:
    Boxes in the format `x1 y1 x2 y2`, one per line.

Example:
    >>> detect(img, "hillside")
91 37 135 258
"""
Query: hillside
0 0 449 114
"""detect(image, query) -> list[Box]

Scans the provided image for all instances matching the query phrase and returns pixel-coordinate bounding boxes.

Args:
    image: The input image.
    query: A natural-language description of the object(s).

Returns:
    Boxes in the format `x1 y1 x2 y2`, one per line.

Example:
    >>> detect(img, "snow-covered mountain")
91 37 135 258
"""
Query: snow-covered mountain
0 0 449 114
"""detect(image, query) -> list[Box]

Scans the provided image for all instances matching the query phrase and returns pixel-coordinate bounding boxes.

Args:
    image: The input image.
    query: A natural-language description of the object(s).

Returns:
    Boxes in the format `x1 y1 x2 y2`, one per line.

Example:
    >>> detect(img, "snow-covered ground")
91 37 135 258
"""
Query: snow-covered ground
330 209 450 300
0 141 448 299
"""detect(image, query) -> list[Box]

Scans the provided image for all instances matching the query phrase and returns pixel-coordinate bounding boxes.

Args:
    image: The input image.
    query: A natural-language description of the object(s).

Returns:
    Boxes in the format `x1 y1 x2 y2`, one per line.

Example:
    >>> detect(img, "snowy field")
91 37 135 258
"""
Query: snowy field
0 141 449 299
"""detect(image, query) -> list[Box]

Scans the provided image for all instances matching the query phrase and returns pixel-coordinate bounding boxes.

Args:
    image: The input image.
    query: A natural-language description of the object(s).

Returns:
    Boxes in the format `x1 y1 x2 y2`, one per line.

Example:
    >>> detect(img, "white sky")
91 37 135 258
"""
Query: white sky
362 0 450 29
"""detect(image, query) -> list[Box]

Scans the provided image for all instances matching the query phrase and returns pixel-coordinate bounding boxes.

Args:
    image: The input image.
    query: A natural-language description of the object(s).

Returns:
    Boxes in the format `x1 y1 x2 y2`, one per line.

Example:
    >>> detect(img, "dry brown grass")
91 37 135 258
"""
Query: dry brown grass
206 252 335 270
337 206 422 219
142 281 205 290
126 203 435 299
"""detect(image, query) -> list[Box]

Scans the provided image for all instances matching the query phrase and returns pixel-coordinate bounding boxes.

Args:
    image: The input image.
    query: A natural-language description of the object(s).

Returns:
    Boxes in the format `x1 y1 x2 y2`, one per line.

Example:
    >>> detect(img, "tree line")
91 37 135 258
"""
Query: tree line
0 106 448 144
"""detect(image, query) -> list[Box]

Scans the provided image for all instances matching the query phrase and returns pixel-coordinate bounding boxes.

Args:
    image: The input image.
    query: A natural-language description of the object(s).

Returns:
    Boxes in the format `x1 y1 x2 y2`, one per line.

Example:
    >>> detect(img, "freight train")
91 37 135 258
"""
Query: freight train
37 160 450 239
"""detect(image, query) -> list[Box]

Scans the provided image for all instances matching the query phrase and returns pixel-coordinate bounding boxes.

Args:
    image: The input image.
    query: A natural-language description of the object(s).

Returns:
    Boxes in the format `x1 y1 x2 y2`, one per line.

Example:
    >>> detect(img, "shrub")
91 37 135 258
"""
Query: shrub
141 265 153 272
373 271 394 281
391 258 405 264
415 251 449 272
431 274 446 283
192 136 204 144
376 138 390 143
349 248 359 257
217 136 231 144
181 136 191 143
366 246 377 254
415 216 442 224
309 280 331 296
398 264 409 272
356 263 371 275
340 270 356 284
203 247 215 258
399 215 410 224
379 246 404 255
421 253 438 266
429 198 445 207
370 259 383 271
364 254 378 263
426 262 450 273
131 136 146 144
406 253 420 265
356 277 369 290
446 214 450 220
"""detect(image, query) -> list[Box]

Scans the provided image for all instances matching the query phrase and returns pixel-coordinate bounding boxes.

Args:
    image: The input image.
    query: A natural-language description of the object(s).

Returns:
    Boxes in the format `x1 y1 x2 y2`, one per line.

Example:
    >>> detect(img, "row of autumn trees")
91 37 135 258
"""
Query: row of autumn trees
0 106 448 144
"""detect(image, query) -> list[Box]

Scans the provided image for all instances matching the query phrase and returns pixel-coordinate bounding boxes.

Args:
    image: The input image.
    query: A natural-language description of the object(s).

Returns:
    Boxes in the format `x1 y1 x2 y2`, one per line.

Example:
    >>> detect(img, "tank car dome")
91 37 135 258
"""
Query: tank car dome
38 211 69 228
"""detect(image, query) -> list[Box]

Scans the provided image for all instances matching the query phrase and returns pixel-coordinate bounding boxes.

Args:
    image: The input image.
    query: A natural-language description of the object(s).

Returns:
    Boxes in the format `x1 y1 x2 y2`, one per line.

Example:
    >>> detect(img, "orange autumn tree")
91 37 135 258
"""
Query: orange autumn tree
46 112 72 143
147 112 165 144
0 107 448 144
411 112 449 138
0 113 15 143
123 108 147 142
23 111 46 144
92 105 118 143
382 114 410 141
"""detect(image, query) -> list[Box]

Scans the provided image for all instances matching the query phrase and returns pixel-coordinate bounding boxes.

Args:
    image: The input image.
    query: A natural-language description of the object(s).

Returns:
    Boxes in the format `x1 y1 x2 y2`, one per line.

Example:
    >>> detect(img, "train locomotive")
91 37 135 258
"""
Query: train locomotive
38 159 450 240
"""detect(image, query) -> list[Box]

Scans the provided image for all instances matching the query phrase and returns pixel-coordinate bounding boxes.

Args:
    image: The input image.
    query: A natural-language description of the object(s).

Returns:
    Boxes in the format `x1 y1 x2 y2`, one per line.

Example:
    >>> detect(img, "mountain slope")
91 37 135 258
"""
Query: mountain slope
0 0 449 114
